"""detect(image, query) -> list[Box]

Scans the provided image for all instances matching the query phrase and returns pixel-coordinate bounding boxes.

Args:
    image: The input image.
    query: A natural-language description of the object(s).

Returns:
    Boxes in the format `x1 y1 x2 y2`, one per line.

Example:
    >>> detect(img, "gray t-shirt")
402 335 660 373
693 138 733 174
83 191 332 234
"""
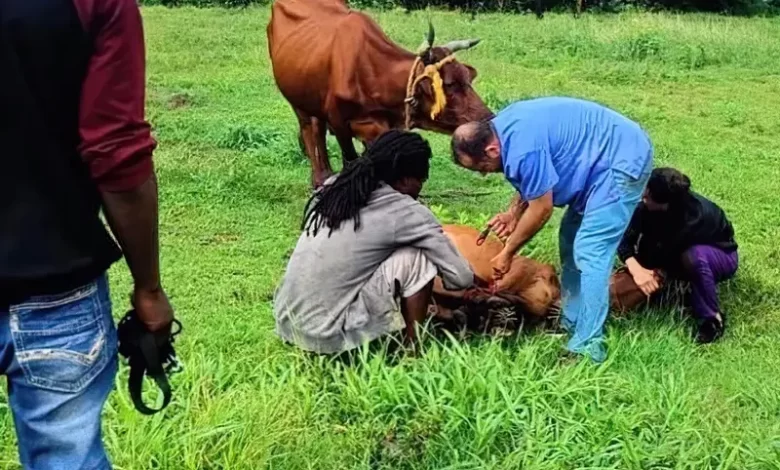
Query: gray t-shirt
273 182 474 353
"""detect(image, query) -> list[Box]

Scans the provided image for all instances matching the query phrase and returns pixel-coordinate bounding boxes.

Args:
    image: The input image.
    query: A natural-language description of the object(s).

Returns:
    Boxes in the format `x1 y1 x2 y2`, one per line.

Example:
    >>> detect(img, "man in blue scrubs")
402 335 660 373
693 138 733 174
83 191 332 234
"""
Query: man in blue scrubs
451 96 654 362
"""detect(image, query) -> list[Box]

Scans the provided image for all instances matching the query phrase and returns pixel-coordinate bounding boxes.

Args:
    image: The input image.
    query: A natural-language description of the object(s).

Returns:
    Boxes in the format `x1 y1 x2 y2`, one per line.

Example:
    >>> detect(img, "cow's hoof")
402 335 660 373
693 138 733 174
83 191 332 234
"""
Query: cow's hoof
428 303 451 320
452 307 469 328
484 306 521 333
312 171 334 190
485 296 513 309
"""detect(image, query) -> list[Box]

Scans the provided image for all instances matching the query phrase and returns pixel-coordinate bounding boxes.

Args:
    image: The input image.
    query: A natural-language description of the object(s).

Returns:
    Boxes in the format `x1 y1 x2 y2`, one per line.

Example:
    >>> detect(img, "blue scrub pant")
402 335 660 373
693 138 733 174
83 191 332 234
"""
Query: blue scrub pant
559 163 652 363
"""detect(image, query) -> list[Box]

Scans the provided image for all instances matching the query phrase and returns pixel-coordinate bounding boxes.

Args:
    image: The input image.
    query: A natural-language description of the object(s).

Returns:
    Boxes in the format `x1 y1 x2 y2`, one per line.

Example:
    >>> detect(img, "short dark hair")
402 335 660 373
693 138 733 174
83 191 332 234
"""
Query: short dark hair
450 119 495 165
646 167 691 204
302 130 431 237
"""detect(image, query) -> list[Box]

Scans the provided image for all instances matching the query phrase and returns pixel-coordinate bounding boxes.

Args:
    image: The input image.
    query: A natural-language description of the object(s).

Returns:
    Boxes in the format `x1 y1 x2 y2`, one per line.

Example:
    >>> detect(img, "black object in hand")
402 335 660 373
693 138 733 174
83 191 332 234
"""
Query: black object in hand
117 309 182 415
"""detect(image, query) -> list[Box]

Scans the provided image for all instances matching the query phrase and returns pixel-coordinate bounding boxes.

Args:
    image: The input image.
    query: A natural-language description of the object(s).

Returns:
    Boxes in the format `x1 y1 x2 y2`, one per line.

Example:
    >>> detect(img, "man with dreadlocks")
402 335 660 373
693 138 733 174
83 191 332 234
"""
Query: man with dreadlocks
273 130 475 354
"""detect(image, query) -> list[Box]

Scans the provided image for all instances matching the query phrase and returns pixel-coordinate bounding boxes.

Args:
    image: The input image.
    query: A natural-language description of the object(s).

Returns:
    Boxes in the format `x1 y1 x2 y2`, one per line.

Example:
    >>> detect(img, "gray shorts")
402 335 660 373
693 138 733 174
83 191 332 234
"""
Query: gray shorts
368 247 438 300
340 247 438 351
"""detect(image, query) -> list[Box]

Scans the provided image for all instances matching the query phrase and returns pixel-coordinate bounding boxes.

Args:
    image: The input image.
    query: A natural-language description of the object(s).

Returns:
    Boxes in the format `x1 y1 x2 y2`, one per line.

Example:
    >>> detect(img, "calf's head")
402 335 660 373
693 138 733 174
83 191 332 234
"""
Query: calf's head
494 259 562 317
439 223 562 318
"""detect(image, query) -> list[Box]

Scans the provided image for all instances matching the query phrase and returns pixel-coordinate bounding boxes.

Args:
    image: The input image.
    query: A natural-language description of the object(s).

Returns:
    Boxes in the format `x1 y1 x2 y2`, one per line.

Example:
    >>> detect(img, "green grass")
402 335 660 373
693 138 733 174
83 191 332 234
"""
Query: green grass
3 5 780 469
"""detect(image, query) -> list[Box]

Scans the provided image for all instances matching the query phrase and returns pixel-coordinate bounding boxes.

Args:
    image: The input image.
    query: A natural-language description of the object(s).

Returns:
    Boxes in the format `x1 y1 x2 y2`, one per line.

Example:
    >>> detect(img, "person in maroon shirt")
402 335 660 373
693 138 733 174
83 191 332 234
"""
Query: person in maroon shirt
1 0 176 468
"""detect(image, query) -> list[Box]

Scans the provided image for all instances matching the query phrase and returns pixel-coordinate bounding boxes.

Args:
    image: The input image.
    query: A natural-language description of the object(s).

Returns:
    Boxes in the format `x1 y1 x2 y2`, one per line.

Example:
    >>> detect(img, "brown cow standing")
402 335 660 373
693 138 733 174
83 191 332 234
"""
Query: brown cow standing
267 0 494 188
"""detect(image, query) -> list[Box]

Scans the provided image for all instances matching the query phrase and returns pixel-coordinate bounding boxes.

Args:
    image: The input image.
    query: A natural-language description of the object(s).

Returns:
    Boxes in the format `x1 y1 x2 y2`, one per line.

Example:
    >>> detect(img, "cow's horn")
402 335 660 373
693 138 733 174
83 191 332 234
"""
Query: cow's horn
416 20 436 55
443 38 481 52
426 19 435 48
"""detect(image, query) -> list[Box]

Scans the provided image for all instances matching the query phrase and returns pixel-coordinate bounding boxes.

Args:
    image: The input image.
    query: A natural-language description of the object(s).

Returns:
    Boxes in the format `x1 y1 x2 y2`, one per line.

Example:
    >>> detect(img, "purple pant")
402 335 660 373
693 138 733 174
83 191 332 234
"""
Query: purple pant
679 245 739 320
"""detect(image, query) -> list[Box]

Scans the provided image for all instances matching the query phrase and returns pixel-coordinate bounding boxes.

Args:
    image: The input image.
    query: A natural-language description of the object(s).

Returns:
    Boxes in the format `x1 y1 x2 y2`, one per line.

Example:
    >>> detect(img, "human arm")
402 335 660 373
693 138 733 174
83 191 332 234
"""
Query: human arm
624 257 661 296
76 0 173 332
101 178 173 332
487 193 529 241
617 208 641 264
491 191 554 279
617 211 661 296
492 147 558 279
508 193 528 218
394 206 475 291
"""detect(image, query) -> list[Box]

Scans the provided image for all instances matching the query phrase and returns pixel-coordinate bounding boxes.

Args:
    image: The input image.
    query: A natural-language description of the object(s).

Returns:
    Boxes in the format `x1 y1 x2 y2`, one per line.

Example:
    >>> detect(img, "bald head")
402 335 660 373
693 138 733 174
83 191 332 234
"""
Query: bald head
450 120 502 174
453 121 482 143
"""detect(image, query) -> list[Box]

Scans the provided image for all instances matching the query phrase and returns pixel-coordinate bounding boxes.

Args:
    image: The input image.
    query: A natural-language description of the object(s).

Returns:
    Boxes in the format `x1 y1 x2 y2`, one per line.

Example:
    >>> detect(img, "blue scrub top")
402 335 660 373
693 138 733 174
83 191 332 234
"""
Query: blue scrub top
491 96 653 213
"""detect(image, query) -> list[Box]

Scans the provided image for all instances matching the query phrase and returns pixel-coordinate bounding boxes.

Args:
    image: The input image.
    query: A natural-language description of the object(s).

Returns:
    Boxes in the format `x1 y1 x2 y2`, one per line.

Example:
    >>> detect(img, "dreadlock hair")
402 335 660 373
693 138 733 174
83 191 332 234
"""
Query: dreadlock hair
301 130 432 237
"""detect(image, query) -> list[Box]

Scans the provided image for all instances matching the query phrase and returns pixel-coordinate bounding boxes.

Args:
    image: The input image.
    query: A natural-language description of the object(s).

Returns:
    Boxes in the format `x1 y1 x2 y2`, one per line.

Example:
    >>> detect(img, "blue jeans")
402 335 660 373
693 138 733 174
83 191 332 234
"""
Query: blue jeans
1 274 117 470
559 163 651 363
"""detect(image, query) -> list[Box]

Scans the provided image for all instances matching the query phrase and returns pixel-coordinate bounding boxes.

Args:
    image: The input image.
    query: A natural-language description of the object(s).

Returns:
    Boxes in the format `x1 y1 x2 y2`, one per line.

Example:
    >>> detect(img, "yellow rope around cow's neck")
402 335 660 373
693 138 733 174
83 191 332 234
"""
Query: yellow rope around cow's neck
403 57 423 130
404 54 456 130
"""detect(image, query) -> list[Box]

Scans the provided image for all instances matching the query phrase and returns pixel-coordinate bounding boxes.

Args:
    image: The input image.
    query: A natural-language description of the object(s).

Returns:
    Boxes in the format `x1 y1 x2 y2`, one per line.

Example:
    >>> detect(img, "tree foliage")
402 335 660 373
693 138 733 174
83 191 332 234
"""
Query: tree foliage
139 0 779 15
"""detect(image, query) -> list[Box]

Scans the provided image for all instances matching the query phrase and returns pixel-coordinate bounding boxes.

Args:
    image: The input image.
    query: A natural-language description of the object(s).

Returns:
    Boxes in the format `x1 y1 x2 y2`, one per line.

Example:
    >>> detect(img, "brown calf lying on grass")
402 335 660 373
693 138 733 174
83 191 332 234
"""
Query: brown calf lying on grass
609 268 652 313
430 224 562 333
429 224 650 333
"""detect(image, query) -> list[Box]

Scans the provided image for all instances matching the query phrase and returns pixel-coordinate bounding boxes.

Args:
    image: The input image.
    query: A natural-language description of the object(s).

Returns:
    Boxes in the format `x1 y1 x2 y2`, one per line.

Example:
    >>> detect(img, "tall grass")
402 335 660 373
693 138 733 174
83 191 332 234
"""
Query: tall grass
1 6 779 469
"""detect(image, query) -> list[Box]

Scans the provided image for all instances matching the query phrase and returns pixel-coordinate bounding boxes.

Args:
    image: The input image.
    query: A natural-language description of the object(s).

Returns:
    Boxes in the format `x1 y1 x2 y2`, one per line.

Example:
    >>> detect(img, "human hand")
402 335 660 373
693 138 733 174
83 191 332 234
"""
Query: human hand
487 212 518 242
630 266 662 297
132 287 175 334
490 251 513 282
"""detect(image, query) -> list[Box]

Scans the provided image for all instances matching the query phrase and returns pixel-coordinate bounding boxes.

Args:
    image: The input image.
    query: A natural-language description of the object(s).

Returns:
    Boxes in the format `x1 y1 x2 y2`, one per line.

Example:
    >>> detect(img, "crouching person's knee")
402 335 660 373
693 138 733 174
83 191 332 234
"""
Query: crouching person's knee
680 246 706 276
381 248 438 298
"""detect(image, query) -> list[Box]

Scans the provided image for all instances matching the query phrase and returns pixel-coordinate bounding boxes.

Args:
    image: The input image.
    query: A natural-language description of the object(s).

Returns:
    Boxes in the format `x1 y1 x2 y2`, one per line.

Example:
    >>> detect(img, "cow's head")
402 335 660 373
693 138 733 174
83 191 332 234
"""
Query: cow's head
408 23 494 133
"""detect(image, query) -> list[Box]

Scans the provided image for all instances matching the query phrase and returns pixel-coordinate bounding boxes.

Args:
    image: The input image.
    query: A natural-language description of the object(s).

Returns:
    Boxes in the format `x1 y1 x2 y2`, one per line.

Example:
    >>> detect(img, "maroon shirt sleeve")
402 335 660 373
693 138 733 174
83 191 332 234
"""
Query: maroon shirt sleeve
73 0 156 192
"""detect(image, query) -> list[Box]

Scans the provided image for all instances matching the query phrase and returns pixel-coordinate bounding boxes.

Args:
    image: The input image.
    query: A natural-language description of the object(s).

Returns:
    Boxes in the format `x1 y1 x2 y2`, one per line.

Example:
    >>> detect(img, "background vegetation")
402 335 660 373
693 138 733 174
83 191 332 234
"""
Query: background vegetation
139 0 780 16
2 4 780 469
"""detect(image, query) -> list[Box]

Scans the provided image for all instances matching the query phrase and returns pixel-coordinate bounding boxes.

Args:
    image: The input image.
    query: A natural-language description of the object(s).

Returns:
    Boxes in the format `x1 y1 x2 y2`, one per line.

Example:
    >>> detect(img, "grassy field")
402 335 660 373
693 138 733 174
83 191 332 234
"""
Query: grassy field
3 5 780 469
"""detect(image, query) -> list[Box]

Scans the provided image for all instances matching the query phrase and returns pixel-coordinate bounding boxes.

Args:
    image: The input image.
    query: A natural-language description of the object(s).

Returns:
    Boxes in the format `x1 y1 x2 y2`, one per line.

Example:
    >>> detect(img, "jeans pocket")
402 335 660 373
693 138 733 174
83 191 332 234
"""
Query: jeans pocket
9 277 116 394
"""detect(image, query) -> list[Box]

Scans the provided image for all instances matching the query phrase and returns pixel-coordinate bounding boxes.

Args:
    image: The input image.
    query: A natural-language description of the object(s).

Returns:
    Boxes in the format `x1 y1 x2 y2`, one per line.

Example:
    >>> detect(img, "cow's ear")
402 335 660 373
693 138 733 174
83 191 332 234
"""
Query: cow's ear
465 65 478 83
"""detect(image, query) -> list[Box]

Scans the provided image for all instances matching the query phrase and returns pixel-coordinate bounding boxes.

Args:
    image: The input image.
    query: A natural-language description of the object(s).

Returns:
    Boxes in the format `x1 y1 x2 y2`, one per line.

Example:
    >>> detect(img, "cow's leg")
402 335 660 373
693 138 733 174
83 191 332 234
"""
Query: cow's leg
297 132 306 155
334 132 359 167
294 108 332 188
323 119 359 167
311 116 329 183
323 99 360 168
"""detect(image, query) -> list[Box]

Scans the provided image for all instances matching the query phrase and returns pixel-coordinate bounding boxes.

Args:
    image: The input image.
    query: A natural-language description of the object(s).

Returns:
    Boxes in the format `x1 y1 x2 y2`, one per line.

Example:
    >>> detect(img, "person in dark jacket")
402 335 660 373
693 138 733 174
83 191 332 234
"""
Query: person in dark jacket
617 167 738 344
1 0 175 468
